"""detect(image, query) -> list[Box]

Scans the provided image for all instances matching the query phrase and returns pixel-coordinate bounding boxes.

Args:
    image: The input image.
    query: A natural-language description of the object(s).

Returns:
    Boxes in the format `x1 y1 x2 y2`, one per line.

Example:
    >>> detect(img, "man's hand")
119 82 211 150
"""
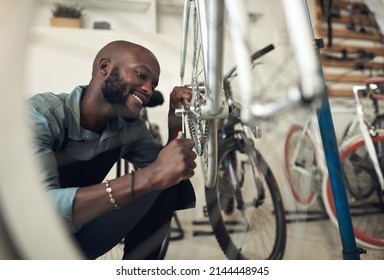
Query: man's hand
168 86 193 142
169 86 192 111
150 131 197 189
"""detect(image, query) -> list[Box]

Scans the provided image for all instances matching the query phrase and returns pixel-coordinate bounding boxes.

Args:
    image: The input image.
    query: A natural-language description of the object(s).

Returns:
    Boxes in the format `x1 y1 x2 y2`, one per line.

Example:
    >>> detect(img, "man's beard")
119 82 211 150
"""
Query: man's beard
102 67 127 105
102 67 138 122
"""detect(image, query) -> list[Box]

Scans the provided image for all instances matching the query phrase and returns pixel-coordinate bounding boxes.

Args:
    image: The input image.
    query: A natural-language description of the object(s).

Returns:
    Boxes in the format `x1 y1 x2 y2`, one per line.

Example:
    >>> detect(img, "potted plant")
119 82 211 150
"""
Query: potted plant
50 3 84 28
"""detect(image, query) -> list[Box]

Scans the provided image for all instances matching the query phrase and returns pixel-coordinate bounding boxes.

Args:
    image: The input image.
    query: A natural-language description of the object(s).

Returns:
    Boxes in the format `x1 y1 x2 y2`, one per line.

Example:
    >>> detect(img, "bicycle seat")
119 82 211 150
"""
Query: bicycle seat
365 76 384 86
146 90 164 107
365 76 384 99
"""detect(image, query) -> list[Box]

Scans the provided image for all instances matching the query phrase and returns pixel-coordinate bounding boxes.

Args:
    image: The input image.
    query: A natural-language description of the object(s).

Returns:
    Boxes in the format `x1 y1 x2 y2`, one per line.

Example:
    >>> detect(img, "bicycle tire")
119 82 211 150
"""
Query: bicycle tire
0 0 83 259
205 137 286 259
324 133 384 249
284 124 318 206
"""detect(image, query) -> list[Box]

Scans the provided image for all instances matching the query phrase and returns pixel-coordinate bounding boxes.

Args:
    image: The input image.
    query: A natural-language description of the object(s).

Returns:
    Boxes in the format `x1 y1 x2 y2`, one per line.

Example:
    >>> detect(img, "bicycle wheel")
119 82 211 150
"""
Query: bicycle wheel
182 1 217 187
187 1 224 188
205 137 286 259
0 0 82 259
324 133 384 249
284 124 319 206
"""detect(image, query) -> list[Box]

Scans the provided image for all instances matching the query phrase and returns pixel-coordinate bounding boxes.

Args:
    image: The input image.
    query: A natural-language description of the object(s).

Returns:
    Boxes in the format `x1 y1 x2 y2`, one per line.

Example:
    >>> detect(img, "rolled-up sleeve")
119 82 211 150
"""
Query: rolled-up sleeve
48 187 78 224
27 96 79 228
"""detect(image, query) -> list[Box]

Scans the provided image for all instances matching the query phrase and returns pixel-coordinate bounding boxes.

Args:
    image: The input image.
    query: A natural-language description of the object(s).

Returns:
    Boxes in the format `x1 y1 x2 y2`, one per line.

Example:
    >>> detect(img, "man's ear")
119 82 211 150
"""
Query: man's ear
98 58 111 75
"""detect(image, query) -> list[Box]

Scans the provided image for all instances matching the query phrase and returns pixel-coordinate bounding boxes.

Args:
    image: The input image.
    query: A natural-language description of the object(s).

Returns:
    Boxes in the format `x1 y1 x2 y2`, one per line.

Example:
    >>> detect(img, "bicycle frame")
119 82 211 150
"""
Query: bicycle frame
336 87 384 194
179 0 361 259
180 0 226 117
179 0 252 188
351 85 384 192
219 120 264 209
249 0 325 120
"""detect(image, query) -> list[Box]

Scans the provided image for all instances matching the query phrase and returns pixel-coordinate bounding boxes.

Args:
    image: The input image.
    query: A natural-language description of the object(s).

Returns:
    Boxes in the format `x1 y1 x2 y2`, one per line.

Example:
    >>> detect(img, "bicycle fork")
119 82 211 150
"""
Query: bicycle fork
221 139 266 232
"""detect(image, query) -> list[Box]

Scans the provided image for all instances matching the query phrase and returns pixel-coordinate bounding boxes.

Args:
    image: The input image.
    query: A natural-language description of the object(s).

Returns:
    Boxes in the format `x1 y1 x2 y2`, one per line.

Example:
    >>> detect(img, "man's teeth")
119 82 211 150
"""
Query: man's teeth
132 94 143 105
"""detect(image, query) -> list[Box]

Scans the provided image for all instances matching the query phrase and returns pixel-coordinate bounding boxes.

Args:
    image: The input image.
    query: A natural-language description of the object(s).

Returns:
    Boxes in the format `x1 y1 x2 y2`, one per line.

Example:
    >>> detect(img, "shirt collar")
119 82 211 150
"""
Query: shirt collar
65 85 120 141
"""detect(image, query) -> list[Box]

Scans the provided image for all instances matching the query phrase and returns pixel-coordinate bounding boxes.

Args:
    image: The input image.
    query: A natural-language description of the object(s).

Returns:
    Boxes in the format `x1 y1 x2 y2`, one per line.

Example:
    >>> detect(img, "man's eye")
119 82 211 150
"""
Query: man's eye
136 71 146 79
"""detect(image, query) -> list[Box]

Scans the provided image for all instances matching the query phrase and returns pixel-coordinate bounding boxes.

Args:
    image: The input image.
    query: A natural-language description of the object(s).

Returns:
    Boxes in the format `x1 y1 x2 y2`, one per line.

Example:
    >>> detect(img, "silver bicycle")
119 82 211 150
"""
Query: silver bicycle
178 0 325 189
178 0 367 259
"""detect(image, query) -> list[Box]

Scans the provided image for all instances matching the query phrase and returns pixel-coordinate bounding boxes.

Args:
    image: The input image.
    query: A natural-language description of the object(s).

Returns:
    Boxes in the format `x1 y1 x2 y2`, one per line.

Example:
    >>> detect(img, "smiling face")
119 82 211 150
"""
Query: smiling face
98 41 160 122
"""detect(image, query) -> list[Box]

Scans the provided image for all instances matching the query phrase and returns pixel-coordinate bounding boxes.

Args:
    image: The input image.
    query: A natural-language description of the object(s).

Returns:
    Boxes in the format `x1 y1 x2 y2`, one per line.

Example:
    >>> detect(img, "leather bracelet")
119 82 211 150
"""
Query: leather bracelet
131 170 135 201
105 179 120 209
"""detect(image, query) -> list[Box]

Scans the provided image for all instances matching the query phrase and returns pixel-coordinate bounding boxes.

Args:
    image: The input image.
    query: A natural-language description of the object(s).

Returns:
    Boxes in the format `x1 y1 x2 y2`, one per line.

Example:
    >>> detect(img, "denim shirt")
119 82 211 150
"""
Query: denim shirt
26 86 163 228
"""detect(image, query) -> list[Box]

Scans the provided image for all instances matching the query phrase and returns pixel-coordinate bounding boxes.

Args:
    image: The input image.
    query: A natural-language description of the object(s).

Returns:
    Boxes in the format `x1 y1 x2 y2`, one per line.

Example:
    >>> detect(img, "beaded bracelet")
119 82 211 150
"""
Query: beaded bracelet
105 179 120 209
131 170 135 202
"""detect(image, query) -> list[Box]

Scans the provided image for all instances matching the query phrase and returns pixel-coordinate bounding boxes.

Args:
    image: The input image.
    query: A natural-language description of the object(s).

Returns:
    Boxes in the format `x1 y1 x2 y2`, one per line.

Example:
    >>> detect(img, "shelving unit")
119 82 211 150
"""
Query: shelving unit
313 0 384 97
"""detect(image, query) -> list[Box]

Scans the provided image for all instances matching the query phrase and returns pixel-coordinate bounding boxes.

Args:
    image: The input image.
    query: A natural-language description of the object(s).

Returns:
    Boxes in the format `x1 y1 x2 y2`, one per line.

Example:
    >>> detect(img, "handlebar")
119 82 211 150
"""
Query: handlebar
223 44 276 116
223 44 275 82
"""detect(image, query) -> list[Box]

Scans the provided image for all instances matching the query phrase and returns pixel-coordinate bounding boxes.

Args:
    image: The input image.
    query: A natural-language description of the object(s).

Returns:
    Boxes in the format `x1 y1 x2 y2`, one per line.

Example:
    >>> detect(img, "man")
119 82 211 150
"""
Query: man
27 40 197 259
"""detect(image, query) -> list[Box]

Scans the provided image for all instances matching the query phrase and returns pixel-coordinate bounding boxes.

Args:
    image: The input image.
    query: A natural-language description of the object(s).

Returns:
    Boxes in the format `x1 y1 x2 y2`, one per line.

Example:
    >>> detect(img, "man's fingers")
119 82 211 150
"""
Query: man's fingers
176 131 183 139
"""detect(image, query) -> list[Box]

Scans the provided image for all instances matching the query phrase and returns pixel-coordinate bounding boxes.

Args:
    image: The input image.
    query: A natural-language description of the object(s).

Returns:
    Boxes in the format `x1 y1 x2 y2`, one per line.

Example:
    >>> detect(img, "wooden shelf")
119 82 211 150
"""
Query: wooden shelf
313 0 384 97
316 26 383 42
323 73 368 84
321 44 384 57
316 12 378 28
327 88 355 97
315 1 379 28
321 58 383 71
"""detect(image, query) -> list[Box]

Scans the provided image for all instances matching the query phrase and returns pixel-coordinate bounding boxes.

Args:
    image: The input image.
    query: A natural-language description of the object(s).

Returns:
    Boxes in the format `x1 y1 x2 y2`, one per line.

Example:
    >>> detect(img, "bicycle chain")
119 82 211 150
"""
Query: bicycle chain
185 77 209 156
187 115 208 156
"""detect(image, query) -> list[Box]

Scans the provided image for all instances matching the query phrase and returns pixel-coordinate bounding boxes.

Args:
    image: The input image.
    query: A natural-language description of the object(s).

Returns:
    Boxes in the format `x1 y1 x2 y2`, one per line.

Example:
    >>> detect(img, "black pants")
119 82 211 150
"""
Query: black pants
73 186 178 260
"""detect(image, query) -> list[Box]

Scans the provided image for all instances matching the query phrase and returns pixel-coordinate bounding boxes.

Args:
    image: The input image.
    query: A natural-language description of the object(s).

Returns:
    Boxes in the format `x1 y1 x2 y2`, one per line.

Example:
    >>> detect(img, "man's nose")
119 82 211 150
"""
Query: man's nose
141 80 153 94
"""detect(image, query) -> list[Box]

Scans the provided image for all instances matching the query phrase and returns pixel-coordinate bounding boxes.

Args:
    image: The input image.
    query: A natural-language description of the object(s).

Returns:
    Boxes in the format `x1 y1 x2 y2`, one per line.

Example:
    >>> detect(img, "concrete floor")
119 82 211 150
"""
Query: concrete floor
164 208 384 260
98 149 384 261
161 168 384 260
97 206 384 260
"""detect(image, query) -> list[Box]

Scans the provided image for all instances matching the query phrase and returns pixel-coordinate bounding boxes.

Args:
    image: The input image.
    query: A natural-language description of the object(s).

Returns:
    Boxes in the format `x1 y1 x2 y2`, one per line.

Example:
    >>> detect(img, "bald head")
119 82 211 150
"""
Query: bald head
92 40 160 77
